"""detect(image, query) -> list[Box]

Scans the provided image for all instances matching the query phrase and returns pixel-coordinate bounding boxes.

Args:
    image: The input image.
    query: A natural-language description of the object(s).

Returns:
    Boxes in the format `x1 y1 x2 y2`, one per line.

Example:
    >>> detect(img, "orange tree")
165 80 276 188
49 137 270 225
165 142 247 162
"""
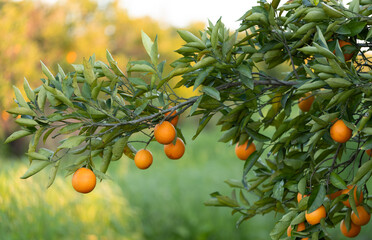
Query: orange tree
5 0 372 239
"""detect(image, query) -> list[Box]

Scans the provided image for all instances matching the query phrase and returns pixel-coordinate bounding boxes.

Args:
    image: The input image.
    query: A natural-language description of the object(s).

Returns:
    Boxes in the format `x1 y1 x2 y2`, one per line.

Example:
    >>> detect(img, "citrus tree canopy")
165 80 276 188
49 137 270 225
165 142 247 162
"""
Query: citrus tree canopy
5 0 372 239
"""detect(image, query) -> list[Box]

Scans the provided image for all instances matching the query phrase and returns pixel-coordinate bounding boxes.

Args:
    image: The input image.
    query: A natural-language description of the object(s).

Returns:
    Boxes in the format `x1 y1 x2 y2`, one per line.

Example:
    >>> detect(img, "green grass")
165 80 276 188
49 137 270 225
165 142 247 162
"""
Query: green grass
1 121 372 239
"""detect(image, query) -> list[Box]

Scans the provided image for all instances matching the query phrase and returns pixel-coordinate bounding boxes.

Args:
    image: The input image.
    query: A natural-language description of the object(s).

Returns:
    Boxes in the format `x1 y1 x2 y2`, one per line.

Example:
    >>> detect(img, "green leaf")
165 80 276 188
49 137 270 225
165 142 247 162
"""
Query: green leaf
216 195 240 207
352 160 372 185
211 19 221 50
23 78 36 102
83 58 96 84
298 177 306 195
218 127 238 143
58 136 87 149
192 114 213 140
7 107 36 117
128 64 155 73
270 211 297 240
141 31 158 65
37 87 47 111
15 118 38 127
245 128 270 142
237 65 253 89
177 30 205 48
308 184 326 213
59 123 84 134
5 130 33 144
189 96 202 116
26 152 49 161
47 160 60 188
20 160 51 179
40 61 56 83
193 67 214 90
325 78 352 88
243 150 261 177
13 85 29 109
128 77 148 86
112 137 129 161
272 180 284 201
202 86 220 100
330 172 348 189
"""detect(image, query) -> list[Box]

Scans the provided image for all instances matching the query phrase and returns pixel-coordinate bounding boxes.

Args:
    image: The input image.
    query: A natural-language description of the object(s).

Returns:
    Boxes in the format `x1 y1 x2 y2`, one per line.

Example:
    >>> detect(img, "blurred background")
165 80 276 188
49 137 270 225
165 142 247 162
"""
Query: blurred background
0 0 368 239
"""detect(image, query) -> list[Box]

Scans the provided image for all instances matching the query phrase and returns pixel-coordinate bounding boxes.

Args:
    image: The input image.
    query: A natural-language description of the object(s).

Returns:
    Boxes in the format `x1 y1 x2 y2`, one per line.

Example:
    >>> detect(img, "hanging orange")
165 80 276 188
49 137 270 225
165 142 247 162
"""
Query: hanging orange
134 149 153 169
72 168 96 194
330 119 352 143
305 205 326 225
164 107 179 127
298 92 314 112
164 138 185 160
340 220 361 238
342 185 363 208
154 121 176 145
235 141 256 160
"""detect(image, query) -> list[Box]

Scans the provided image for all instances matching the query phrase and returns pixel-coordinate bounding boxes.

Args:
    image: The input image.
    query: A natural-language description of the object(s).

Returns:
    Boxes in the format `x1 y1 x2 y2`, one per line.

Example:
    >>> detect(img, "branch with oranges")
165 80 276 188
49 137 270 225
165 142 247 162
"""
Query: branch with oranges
4 0 372 239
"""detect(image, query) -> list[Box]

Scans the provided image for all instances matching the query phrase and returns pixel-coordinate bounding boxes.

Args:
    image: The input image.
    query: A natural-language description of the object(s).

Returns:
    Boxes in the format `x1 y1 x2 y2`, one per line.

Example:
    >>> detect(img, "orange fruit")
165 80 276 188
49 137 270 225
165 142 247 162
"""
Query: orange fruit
72 168 96 194
327 190 342 200
297 193 308 203
164 107 179 127
164 137 185 160
340 220 361 238
331 39 355 61
66 51 77 64
235 141 256 160
287 222 308 239
298 92 315 112
154 121 176 144
339 40 354 61
305 205 327 225
330 119 352 143
366 149 372 157
342 185 363 208
134 149 153 169
351 206 370 226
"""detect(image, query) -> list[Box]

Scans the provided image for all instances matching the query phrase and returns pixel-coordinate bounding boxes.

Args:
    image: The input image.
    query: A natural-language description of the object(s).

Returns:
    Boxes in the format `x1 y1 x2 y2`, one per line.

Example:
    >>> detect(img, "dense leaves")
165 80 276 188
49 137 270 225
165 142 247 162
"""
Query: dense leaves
5 0 372 239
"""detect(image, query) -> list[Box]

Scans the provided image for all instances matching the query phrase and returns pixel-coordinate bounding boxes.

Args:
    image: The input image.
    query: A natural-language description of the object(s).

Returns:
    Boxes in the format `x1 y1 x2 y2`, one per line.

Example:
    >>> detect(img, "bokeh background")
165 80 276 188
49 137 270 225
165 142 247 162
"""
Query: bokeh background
0 0 369 239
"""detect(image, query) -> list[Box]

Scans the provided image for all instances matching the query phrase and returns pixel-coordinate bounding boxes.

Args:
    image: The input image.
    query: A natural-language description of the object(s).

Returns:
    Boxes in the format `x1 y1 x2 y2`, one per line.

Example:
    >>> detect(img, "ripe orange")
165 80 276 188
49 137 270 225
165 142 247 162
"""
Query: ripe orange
298 92 314 112
154 121 176 144
327 190 342 200
339 40 354 61
164 137 185 160
72 168 96 194
134 149 153 169
235 141 256 160
287 222 308 239
330 119 352 143
66 51 77 64
305 205 327 225
366 149 372 157
342 185 363 208
297 193 308 203
351 206 370 226
340 220 361 238
331 39 355 61
164 107 179 127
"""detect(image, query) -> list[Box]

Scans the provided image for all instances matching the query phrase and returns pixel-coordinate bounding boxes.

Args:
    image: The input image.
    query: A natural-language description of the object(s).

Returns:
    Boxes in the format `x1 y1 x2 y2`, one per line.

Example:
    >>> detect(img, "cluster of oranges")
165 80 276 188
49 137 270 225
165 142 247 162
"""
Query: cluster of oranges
71 108 184 194
330 185 370 238
289 185 371 238
135 108 185 170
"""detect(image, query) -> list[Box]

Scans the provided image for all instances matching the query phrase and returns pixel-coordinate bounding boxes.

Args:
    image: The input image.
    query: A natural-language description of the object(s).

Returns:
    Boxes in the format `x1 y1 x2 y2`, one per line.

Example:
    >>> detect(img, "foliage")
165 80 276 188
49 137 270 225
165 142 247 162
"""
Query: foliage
0 0 202 138
5 0 372 239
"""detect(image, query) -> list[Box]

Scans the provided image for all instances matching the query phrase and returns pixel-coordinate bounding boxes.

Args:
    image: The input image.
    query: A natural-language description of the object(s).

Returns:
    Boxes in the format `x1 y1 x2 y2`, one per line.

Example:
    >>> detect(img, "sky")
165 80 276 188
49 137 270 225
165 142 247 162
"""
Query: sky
119 0 254 30
118 0 352 30
42 0 353 30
